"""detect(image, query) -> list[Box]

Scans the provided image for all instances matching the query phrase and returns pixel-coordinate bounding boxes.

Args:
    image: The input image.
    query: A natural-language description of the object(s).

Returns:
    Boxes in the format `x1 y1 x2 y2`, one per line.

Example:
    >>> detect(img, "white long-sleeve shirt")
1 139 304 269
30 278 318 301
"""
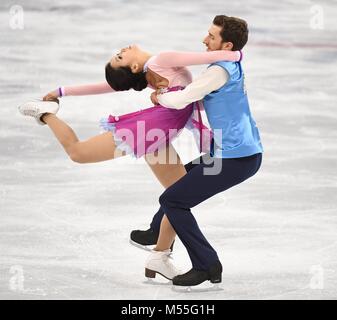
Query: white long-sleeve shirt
157 65 229 109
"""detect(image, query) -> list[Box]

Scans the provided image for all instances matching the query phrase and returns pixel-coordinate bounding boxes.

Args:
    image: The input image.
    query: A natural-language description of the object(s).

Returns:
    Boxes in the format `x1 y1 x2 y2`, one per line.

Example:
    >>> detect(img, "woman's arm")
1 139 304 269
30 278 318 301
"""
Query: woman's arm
43 82 115 101
62 82 115 96
153 50 241 68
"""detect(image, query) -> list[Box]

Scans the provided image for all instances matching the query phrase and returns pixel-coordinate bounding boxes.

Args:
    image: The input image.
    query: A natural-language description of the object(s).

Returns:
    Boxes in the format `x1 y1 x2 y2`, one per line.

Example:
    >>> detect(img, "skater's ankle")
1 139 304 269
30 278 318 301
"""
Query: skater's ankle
41 112 52 123
154 246 171 252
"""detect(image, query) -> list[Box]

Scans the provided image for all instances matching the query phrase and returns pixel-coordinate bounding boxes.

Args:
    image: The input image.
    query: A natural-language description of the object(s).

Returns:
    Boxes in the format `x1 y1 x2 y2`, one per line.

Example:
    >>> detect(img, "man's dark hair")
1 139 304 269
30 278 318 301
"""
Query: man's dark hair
105 63 148 91
213 15 248 51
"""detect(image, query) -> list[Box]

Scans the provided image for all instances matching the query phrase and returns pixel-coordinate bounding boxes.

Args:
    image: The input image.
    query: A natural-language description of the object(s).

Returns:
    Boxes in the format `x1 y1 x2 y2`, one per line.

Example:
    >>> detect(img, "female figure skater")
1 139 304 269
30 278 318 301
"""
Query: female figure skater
18 44 241 280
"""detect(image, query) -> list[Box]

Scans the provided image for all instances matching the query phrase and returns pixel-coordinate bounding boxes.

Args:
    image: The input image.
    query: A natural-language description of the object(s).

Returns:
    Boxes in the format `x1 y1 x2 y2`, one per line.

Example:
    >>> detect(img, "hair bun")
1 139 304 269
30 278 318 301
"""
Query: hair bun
105 63 148 91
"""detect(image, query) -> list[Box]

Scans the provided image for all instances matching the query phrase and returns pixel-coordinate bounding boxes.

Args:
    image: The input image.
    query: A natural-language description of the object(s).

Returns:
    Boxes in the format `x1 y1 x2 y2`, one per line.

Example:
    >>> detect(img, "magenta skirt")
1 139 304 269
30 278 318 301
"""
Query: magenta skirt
100 86 198 158
100 86 213 158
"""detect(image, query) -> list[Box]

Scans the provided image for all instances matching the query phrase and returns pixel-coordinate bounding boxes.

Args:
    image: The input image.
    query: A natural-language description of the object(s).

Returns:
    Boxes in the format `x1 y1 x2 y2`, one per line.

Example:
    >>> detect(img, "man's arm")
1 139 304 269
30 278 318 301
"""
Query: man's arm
157 66 229 109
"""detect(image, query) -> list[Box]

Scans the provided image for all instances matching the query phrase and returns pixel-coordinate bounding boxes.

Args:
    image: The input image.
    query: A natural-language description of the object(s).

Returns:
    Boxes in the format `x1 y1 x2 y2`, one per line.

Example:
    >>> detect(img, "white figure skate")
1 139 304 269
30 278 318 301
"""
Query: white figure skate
18 99 59 125
144 250 182 284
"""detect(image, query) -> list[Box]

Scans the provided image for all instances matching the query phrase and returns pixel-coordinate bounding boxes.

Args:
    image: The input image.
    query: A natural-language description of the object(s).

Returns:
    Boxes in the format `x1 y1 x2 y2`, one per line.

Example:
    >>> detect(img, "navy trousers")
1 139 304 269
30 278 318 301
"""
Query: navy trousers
150 152 262 271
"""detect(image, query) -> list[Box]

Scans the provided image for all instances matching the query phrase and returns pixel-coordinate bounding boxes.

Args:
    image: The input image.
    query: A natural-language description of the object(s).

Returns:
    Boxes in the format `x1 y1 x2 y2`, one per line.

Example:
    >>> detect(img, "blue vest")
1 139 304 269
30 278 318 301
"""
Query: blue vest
203 61 263 158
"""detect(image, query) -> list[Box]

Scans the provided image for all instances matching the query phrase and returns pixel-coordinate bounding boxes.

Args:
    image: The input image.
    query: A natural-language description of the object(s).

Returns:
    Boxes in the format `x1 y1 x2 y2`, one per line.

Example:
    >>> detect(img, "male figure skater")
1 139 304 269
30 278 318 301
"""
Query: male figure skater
131 15 263 287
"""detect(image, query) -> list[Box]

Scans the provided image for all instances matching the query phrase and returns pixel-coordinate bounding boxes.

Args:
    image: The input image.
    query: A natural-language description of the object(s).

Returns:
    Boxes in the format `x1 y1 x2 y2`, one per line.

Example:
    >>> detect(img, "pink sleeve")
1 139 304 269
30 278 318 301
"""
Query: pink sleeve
153 50 241 68
63 82 115 96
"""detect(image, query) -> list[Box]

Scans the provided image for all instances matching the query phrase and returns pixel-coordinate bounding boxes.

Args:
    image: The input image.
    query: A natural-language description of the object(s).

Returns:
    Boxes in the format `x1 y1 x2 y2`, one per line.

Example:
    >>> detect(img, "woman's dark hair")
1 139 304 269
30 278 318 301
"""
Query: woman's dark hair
213 15 249 51
105 63 148 91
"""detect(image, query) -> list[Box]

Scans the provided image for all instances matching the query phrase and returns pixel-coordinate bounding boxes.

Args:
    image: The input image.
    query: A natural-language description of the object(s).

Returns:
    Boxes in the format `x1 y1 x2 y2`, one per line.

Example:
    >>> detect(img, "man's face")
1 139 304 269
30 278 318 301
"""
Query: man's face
203 24 232 51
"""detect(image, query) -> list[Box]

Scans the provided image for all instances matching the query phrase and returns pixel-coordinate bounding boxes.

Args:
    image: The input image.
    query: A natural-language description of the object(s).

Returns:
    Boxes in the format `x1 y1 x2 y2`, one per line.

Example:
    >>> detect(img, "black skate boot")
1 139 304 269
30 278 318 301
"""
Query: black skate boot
172 260 222 287
130 228 174 252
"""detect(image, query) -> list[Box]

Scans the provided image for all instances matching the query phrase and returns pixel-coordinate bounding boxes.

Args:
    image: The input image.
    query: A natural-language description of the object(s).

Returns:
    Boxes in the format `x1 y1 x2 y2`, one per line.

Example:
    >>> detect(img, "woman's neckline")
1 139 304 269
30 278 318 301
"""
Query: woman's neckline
143 55 156 73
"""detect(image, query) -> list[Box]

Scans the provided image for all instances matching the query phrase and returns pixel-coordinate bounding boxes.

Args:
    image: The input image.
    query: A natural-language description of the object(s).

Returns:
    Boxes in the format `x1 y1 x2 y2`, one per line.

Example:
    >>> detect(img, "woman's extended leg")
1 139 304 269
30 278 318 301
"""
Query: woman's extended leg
144 143 186 251
43 112 180 250
42 113 125 163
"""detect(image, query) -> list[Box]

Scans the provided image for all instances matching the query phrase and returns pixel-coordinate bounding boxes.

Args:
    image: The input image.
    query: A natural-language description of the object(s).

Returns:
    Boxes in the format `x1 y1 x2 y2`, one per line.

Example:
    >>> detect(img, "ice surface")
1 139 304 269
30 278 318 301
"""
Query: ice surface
0 0 337 299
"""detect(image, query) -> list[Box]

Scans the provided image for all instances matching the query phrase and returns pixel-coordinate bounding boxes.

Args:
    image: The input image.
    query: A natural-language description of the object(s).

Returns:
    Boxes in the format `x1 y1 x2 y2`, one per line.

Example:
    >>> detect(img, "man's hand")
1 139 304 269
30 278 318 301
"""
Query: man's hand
43 90 60 104
150 91 160 105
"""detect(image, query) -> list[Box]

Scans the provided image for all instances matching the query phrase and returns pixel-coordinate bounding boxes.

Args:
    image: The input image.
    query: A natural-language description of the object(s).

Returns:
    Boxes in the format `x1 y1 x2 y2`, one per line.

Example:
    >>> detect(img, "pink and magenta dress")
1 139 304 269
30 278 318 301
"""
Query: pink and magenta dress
61 51 241 158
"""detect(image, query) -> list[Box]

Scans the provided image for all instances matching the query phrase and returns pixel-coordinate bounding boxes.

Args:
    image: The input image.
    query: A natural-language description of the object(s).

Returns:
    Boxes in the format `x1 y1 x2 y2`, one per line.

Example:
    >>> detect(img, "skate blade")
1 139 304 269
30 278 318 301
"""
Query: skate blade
129 239 155 252
143 278 172 286
171 283 223 293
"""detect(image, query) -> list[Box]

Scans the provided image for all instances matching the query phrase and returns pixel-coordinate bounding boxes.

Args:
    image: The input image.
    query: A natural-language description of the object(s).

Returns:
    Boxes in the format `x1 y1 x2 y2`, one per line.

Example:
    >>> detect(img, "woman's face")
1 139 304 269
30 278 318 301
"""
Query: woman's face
109 44 140 68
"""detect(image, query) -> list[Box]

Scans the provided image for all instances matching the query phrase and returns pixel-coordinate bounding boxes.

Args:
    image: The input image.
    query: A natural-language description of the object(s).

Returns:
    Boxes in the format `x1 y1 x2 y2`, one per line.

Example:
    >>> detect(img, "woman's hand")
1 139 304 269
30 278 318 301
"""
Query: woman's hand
43 90 60 104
